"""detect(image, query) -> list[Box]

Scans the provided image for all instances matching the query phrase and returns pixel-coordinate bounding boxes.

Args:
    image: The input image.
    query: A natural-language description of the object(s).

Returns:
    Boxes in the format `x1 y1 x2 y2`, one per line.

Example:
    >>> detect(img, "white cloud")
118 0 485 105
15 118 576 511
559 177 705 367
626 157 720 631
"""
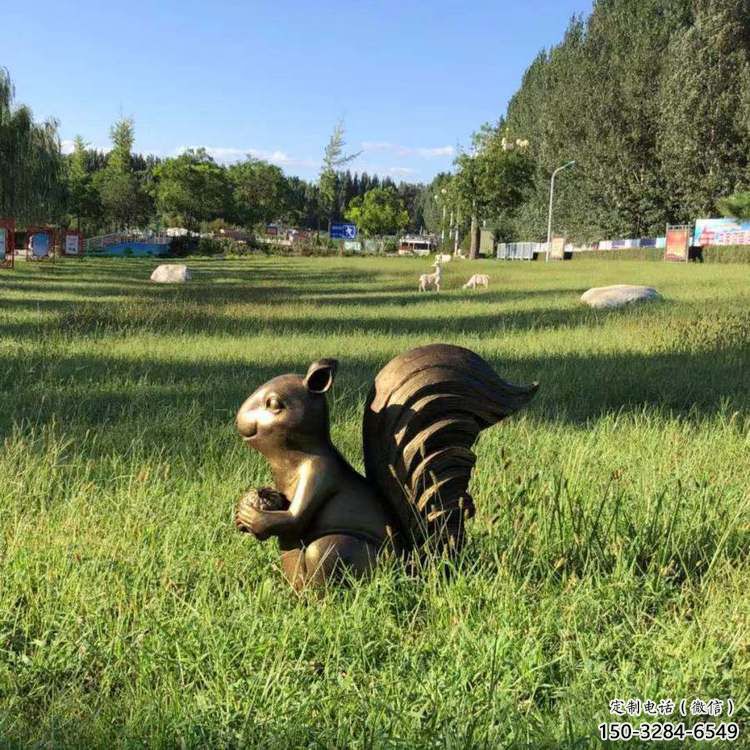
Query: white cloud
385 166 417 176
415 145 455 158
177 145 316 170
61 138 119 155
361 141 455 159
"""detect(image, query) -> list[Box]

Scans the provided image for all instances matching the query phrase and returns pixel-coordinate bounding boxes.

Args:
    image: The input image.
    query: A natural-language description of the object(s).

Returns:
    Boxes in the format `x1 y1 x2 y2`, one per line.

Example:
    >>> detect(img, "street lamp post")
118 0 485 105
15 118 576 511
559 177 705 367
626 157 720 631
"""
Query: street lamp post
546 160 576 262
435 188 448 245
454 206 461 254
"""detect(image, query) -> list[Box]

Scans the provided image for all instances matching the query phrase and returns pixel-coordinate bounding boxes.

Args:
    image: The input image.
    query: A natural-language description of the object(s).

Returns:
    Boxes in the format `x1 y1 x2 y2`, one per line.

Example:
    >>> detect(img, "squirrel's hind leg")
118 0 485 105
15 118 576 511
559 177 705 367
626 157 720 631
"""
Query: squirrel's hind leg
279 534 379 589
305 534 379 586
279 546 308 591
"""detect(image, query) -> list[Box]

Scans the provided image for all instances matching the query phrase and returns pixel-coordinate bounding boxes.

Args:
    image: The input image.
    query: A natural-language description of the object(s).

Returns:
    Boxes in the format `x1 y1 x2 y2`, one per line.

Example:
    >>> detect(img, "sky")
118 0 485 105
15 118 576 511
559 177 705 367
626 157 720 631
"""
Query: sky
4 1 592 183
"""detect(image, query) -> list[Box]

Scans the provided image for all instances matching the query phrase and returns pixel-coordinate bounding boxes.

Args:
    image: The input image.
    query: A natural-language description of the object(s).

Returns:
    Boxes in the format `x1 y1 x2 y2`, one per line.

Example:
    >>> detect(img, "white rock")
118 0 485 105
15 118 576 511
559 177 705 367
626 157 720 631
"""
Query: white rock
581 284 661 309
150 264 192 284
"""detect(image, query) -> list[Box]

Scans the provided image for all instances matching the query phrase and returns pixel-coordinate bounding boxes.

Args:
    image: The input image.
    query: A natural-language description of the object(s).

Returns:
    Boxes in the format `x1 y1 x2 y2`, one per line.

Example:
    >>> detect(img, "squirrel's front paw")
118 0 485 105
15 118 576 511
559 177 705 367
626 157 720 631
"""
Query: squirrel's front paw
235 499 269 540
235 488 287 540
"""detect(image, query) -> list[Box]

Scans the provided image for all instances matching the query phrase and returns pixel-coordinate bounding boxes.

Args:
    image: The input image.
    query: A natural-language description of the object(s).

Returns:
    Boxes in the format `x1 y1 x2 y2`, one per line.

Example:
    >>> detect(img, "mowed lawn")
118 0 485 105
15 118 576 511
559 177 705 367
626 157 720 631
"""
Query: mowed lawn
0 255 748 749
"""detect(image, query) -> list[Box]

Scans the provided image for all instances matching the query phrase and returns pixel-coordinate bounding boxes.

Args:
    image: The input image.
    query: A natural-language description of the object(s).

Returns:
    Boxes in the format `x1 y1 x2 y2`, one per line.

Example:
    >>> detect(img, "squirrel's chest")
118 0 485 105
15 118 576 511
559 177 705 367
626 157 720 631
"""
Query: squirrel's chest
307 477 391 542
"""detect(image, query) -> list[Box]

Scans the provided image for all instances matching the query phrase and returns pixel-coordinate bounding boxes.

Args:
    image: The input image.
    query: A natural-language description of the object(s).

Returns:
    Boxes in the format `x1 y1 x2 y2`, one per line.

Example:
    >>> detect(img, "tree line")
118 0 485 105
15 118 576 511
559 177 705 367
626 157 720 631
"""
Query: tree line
0 69 426 238
425 0 750 253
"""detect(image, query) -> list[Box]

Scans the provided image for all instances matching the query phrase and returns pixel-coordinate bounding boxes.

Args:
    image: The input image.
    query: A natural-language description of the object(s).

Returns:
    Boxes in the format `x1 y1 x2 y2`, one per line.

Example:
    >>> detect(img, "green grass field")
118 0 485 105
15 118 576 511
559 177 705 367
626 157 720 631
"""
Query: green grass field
1 256 748 749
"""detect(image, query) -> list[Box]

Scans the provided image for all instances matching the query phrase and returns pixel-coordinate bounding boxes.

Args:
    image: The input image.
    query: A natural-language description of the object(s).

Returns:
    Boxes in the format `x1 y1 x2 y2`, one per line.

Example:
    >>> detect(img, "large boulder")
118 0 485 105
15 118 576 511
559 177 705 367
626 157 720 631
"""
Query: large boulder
150 264 192 284
581 284 661 309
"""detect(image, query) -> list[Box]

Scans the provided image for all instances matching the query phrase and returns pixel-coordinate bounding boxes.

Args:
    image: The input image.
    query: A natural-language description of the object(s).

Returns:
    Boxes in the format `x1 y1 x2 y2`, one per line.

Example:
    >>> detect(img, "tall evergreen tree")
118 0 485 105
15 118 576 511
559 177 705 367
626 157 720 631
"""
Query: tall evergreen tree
66 135 101 232
658 0 750 220
319 121 360 231
502 1 716 241
94 118 148 230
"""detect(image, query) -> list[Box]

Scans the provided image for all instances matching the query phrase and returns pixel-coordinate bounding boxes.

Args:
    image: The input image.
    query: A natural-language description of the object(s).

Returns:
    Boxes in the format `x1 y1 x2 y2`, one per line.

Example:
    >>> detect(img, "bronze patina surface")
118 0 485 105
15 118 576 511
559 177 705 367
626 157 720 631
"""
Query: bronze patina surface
235 344 538 588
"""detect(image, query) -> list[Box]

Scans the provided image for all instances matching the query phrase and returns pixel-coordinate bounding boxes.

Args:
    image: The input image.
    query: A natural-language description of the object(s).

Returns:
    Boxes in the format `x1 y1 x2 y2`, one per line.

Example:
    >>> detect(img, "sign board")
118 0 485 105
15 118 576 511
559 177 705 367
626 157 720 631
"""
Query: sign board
30 233 50 258
343 241 362 252
63 231 83 256
664 225 690 262
693 218 750 247
549 236 566 260
330 223 357 240
0 219 14 268
26 228 54 261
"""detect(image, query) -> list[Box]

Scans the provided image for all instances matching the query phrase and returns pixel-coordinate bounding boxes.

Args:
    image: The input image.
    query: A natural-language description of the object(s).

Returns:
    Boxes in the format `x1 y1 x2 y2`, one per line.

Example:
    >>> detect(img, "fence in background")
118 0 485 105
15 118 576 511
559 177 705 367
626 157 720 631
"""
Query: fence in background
85 232 171 257
497 237 667 259
496 241 541 260
85 232 170 254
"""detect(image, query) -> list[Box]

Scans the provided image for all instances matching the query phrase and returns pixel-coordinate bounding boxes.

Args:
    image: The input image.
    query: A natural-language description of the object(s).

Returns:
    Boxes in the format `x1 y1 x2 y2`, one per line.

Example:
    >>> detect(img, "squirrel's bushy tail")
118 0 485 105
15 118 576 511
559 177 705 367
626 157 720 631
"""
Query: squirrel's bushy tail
363 344 538 555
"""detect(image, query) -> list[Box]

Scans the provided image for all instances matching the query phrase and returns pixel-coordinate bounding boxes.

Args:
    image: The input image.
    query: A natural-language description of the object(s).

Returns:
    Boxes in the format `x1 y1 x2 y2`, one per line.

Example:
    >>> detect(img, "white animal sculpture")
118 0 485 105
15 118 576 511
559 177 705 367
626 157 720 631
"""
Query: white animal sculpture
463 274 489 290
419 263 442 292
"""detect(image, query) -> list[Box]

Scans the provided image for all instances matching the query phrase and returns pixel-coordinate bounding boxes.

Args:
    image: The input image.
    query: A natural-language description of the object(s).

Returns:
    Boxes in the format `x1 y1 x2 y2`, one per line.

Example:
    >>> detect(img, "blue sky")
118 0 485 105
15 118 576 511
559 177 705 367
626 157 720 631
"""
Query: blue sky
5 1 591 182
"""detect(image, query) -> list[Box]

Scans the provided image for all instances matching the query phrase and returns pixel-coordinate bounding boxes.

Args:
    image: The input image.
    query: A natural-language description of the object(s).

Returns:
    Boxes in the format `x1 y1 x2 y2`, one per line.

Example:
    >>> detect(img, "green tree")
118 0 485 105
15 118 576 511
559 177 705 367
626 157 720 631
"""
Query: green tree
452 125 535 256
452 150 483 257
658 0 750 220
344 186 409 237
718 191 750 219
94 118 149 230
285 176 323 228
319 121 361 232
397 181 426 232
420 173 453 237
153 148 230 231
228 157 290 228
65 135 101 232
0 67 65 223
503 2 699 241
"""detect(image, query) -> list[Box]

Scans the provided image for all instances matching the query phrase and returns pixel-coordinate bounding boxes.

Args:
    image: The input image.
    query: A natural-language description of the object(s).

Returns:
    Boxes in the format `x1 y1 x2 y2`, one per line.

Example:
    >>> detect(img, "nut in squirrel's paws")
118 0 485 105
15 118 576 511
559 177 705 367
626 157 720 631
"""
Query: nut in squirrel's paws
242 487 290 512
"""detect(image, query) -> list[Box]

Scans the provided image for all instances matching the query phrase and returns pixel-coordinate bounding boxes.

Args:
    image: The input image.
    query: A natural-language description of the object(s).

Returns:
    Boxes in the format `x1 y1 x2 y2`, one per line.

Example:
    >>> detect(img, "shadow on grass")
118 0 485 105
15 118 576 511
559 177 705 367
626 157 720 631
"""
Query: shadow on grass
0 343 747 451
0 292 663 340
2 257 586 310
2 258 748 441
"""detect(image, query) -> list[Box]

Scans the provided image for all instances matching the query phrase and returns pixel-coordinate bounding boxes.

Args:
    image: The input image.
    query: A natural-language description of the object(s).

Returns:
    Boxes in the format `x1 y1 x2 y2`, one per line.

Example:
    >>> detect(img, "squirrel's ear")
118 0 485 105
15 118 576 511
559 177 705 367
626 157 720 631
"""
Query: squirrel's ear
304 359 338 394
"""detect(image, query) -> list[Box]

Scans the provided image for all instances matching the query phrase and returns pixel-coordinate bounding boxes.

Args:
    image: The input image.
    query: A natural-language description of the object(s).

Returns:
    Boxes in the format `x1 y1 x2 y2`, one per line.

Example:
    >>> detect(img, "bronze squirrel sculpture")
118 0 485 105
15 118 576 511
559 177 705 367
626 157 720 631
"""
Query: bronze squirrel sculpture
235 344 538 588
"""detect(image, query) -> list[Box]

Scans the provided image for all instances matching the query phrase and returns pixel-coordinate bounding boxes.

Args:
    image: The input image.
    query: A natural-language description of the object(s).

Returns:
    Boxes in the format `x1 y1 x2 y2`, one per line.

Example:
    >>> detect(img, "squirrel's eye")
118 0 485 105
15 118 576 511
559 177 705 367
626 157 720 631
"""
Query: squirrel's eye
266 395 283 412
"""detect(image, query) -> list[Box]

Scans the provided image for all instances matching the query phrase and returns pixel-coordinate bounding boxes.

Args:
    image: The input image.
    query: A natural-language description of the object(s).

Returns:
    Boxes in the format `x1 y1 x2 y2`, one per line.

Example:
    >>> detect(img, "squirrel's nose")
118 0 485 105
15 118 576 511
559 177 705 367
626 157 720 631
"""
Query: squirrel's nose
236 409 258 439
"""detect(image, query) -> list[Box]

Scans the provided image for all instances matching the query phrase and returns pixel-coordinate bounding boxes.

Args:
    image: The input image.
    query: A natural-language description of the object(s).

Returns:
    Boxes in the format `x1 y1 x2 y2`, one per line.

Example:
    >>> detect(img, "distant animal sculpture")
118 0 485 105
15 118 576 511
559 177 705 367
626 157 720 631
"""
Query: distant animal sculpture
419 263 442 292
435 253 452 264
463 274 490 290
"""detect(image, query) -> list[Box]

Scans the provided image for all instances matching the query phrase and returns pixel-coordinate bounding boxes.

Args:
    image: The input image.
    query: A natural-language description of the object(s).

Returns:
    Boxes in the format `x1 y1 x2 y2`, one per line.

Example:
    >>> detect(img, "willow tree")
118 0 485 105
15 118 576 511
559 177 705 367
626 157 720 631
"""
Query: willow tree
0 68 65 223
